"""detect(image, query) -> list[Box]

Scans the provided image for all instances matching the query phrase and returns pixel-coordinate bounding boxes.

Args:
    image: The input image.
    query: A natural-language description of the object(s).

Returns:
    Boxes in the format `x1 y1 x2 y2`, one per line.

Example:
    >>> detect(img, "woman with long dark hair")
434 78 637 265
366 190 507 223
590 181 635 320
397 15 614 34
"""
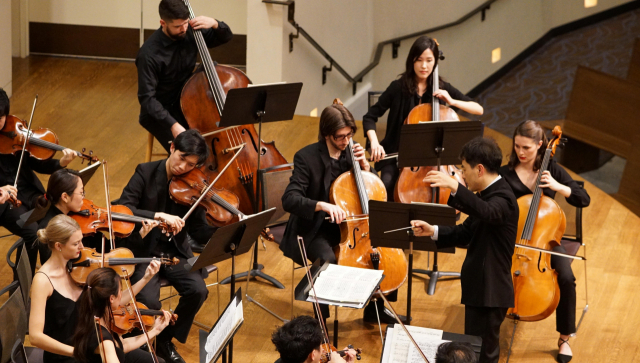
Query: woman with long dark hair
499 120 590 363
73 268 172 363
363 36 483 199
29 215 161 363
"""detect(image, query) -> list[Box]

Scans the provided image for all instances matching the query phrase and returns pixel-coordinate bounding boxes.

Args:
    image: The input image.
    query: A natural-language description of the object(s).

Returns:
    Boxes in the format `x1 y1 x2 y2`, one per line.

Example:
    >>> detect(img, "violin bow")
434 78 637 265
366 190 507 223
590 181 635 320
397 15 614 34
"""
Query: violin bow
181 143 245 222
296 236 333 359
121 268 161 363
93 316 108 363
12 95 39 195
377 292 430 363
102 161 116 250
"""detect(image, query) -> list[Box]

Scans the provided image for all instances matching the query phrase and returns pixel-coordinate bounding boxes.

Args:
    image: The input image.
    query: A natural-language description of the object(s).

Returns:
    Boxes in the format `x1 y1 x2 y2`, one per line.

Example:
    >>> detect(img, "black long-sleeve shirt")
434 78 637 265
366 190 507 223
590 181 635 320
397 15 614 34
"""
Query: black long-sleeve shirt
0 153 63 209
136 22 233 130
362 79 472 155
499 160 591 208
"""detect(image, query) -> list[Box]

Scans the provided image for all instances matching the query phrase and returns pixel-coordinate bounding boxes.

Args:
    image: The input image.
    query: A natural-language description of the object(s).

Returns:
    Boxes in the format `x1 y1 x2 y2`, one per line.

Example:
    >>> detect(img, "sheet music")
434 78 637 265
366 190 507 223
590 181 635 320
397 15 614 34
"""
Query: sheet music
407 339 449 363
205 295 244 363
307 264 383 304
382 325 445 363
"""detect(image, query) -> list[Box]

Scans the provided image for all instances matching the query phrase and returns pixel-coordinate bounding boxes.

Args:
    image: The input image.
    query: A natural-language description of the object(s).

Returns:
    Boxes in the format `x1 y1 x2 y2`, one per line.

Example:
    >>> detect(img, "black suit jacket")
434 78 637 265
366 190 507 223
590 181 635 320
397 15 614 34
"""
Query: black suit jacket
280 141 376 264
118 159 215 259
437 177 518 308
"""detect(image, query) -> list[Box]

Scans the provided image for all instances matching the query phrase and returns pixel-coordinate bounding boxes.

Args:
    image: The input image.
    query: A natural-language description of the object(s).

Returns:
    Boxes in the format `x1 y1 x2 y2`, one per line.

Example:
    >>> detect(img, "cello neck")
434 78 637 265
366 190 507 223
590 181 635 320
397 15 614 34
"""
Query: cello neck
182 0 226 117
520 142 555 240
348 139 369 214
431 65 440 121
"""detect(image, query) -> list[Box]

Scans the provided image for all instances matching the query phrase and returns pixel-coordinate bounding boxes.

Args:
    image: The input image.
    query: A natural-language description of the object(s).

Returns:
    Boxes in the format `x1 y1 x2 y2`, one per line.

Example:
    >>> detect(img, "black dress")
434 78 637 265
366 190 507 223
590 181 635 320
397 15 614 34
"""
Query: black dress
362 79 472 199
36 272 79 363
86 327 125 363
499 161 591 335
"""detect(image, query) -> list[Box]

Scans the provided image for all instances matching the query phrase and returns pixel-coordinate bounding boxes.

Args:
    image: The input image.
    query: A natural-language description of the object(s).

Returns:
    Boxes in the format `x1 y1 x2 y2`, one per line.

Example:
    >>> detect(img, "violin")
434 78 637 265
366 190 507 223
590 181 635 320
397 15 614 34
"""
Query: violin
508 126 566 322
394 47 465 209
70 198 175 238
111 301 177 335
70 247 179 285
329 100 408 294
178 0 290 215
169 168 244 227
0 115 98 164
320 344 362 363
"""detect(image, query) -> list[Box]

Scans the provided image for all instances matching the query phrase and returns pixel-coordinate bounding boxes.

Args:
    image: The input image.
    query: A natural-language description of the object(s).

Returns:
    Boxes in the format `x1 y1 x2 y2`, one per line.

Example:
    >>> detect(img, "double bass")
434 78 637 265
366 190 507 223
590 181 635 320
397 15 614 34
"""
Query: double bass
329 110 408 293
508 126 566 321
394 48 464 207
178 0 290 215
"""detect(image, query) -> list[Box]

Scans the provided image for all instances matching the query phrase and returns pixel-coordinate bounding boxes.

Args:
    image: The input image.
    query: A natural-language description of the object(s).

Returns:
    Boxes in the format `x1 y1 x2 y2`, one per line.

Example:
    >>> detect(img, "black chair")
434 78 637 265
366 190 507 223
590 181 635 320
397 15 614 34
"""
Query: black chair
0 286 28 363
0 239 25 297
11 339 44 363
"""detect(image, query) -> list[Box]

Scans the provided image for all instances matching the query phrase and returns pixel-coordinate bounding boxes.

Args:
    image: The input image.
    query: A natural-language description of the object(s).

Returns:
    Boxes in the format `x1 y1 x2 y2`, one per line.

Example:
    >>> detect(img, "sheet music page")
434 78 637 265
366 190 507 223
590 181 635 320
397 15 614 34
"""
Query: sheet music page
406 339 449 363
205 296 238 363
385 325 445 363
380 327 394 363
308 264 383 303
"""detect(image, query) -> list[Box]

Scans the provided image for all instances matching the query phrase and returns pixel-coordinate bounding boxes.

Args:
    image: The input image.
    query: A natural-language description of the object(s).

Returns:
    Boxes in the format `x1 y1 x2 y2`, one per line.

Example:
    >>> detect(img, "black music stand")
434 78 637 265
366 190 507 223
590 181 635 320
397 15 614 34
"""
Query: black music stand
397 121 483 295
187 208 275 363
218 83 302 289
369 200 457 322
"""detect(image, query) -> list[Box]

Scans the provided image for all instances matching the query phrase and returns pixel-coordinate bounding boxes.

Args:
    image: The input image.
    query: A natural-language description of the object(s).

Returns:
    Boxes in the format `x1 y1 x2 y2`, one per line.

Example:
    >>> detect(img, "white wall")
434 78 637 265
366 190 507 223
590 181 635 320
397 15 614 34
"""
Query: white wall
1 0 12 97
246 0 284 84
28 0 247 34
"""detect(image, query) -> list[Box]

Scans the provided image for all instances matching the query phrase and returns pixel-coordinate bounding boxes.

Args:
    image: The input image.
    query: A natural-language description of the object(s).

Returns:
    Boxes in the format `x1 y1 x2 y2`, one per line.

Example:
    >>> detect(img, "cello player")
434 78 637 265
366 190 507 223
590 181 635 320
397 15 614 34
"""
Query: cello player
280 103 406 325
136 0 233 152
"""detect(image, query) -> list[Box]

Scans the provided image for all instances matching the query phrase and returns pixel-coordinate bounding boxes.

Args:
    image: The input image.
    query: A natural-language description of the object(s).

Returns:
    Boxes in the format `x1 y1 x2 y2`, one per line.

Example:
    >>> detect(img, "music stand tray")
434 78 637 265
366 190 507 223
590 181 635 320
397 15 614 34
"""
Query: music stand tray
369 200 457 323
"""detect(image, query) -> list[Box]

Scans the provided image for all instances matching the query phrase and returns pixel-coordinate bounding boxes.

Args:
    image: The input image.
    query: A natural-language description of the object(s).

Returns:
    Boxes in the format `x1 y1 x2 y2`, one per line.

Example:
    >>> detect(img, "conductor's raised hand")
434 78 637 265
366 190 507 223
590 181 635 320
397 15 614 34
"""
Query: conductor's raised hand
410 220 435 237
352 142 370 172
317 201 347 225
190 16 218 30
423 170 458 192
155 212 185 234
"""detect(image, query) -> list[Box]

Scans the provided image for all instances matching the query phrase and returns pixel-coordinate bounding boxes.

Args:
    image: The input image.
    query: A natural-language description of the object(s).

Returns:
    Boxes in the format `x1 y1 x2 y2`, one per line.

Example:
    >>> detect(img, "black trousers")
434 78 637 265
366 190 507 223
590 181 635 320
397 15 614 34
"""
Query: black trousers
378 163 399 202
140 101 190 153
304 230 398 319
131 254 208 344
0 204 41 276
465 306 508 363
124 348 165 363
551 244 577 335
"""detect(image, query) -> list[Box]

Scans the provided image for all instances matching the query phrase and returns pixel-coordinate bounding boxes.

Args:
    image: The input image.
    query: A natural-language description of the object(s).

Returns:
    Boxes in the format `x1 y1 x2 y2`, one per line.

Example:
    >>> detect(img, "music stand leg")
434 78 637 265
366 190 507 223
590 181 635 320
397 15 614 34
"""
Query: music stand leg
406 249 414 325
413 251 460 296
333 306 339 348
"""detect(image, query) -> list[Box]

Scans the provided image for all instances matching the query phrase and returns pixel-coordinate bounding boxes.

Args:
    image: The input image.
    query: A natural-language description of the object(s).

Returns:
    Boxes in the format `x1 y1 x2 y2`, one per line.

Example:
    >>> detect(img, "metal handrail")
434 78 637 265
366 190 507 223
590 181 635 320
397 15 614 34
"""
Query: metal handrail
263 0 498 94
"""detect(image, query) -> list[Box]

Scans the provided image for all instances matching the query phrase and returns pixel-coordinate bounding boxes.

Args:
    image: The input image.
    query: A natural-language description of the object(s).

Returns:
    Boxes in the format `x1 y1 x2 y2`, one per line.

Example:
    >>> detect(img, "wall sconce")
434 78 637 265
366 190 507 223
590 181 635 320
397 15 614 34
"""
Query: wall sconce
492 47 501 64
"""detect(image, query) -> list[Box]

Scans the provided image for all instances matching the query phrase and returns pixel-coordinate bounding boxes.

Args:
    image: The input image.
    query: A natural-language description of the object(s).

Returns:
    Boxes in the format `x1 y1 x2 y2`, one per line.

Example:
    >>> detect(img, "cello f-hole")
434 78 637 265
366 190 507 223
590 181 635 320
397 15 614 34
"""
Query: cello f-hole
350 226 359 249
241 128 260 154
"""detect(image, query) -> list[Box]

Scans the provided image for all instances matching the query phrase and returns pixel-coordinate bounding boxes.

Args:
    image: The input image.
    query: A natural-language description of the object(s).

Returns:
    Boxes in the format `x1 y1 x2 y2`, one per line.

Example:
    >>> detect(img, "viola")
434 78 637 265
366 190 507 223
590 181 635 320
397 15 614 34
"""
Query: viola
329 99 408 294
178 0 290 215
169 168 244 227
111 301 177 335
70 247 178 285
394 48 465 209
70 198 175 238
0 115 98 164
507 126 566 322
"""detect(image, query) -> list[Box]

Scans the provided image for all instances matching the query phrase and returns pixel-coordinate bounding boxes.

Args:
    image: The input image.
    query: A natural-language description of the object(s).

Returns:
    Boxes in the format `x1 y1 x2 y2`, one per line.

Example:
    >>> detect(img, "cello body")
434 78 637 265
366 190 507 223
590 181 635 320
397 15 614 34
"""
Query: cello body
508 194 565 321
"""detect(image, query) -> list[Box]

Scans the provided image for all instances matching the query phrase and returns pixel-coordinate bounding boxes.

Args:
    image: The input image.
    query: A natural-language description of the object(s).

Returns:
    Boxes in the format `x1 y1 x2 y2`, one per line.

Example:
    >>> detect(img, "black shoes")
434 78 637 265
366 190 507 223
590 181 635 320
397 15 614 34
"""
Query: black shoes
556 338 572 363
186 233 205 253
362 302 410 324
156 340 186 363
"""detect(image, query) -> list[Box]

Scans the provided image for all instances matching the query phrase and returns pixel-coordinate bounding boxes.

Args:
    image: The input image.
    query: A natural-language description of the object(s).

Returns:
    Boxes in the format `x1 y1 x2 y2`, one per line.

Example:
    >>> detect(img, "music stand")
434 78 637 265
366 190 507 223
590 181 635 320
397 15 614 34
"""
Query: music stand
186 208 275 363
397 121 483 295
218 83 302 290
369 200 457 322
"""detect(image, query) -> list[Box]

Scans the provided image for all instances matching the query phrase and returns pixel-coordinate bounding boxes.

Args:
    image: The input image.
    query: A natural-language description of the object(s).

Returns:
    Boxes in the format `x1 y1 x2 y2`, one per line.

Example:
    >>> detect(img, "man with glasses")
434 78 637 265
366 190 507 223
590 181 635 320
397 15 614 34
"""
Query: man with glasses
280 102 404 325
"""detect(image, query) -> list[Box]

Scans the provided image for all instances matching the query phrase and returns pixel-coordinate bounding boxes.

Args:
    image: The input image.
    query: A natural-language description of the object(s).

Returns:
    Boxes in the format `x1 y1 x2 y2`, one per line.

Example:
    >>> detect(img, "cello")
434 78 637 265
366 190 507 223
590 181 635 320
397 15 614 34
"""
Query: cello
394 48 464 207
508 126 566 322
178 0 290 215
329 102 408 293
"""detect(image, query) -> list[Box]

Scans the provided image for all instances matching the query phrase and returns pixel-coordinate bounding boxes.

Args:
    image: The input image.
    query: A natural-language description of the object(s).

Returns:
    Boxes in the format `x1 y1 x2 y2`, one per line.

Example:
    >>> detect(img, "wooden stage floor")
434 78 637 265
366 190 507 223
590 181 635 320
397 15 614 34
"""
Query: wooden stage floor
2 56 640 363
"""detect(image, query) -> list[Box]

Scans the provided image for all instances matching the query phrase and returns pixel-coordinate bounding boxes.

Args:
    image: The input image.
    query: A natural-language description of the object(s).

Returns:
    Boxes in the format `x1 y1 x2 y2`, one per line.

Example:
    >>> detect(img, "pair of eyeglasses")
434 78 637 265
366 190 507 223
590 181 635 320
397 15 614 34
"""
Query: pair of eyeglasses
332 132 353 141
74 191 86 197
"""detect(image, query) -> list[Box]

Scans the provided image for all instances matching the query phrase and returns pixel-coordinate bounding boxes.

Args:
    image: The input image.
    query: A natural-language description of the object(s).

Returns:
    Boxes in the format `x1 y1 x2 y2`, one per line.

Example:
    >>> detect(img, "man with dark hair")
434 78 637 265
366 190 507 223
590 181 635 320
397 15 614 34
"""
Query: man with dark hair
411 137 518 363
281 103 404 324
0 88 77 272
435 342 477 363
119 129 216 363
137 0 233 152
271 316 356 363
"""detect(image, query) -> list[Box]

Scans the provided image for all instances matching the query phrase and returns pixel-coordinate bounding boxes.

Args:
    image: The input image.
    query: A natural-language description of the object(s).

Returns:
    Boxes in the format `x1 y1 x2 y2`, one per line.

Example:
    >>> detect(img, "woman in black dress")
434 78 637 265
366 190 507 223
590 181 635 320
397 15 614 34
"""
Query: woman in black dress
499 120 590 363
29 215 161 363
363 36 483 199
72 268 172 363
